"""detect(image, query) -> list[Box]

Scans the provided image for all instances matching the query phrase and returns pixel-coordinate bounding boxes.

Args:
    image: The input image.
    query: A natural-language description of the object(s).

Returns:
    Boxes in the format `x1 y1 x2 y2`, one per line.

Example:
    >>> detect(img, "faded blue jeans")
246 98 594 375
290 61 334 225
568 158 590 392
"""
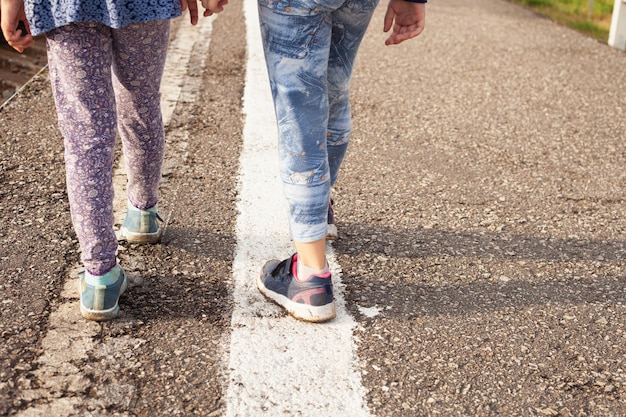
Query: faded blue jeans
258 0 379 242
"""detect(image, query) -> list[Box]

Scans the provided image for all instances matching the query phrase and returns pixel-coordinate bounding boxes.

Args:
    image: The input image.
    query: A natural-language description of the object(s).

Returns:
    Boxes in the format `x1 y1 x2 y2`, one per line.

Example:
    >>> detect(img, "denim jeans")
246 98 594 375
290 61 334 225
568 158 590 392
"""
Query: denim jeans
258 0 379 242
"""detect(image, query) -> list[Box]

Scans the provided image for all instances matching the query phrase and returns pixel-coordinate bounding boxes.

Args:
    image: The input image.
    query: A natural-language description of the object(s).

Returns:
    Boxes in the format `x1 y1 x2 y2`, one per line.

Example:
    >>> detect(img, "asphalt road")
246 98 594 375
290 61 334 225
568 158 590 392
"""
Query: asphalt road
1 0 625 416
0 36 47 105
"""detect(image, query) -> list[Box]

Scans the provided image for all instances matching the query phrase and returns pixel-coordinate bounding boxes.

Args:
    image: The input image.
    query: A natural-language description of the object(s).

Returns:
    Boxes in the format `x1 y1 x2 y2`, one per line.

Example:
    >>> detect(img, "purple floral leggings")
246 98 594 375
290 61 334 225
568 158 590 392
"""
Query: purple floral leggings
46 20 170 275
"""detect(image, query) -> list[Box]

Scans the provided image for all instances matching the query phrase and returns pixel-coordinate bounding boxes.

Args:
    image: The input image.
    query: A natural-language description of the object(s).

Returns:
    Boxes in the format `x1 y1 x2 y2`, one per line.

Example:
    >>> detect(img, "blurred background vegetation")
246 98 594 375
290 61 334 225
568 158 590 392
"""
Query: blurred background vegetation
509 0 615 41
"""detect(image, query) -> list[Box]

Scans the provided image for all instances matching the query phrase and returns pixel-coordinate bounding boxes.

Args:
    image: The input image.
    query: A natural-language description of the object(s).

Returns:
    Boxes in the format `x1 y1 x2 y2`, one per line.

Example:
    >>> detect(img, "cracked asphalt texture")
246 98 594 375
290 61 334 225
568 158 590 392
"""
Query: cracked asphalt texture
1 0 625 415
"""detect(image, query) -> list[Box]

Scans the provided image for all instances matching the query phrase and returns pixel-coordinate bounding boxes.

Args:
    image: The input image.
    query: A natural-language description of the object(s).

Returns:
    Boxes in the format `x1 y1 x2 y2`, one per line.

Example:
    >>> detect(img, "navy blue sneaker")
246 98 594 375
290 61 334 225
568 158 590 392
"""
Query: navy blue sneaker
257 254 336 322
326 199 337 240
77 265 127 321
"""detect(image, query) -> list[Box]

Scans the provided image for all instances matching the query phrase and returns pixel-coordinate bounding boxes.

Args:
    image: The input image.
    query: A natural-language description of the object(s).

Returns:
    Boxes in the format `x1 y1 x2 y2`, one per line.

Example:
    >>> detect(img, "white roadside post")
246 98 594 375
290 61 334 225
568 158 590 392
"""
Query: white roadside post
609 0 626 51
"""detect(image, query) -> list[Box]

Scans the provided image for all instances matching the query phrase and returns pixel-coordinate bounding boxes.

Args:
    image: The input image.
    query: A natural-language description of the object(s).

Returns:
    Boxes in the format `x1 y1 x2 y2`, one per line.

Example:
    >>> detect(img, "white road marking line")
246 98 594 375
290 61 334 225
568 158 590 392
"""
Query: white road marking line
16 14 215 416
224 1 371 415
160 15 215 129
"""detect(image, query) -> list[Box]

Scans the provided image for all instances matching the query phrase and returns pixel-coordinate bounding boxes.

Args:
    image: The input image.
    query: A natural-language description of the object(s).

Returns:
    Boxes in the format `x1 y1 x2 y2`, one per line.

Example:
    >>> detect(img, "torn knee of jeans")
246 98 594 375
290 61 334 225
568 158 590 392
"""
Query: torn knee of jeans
328 135 349 146
286 170 329 185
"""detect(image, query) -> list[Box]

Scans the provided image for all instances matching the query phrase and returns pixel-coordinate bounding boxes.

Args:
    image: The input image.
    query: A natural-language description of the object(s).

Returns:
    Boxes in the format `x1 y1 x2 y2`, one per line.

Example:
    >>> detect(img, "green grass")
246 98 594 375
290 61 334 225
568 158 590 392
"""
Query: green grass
508 0 614 42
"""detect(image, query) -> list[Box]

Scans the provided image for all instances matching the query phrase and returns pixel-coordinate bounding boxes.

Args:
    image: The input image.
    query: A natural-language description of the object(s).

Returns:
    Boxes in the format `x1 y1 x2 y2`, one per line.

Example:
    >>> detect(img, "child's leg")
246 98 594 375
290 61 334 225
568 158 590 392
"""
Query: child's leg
327 0 379 186
293 2 377 268
111 20 170 210
46 23 118 276
258 0 333 253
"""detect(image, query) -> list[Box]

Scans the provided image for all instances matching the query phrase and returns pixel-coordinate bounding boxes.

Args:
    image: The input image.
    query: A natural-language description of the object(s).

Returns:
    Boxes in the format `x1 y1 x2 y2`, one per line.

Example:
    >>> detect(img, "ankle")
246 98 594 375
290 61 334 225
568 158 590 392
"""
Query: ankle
128 200 158 213
85 264 121 286
295 258 329 282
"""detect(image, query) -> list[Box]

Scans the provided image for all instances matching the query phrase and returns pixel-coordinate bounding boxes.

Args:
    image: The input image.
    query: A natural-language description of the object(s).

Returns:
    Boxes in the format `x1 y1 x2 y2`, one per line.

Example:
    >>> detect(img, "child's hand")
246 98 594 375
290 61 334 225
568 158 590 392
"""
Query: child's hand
180 0 200 25
201 0 228 16
383 0 425 46
0 0 34 53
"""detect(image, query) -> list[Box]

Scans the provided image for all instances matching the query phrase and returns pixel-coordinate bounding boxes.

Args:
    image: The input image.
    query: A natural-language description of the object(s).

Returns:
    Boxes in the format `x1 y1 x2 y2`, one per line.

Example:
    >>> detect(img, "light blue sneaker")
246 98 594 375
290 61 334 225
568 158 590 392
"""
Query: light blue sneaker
77 264 127 321
119 201 163 244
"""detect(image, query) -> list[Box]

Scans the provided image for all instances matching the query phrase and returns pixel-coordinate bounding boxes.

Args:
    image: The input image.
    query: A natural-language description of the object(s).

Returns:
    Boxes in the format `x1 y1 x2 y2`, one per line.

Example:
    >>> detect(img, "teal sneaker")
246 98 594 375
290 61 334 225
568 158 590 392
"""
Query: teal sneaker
77 265 127 321
119 201 163 243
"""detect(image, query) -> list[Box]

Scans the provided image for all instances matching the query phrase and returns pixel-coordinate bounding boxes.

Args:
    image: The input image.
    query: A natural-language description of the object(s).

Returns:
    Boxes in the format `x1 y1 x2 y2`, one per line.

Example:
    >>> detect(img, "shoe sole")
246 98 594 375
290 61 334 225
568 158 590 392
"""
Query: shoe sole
326 224 338 240
119 227 162 244
256 272 337 323
78 274 128 321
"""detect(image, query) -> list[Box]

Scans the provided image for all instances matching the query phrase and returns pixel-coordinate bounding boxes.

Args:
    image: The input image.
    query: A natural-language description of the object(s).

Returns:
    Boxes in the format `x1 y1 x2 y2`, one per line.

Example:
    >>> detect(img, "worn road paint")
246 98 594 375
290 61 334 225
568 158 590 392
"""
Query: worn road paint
224 1 371 415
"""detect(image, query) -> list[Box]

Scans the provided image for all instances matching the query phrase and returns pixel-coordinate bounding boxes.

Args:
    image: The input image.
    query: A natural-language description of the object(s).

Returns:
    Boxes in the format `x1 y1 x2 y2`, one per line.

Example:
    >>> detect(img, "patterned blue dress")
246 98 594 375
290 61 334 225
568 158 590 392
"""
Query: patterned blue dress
25 0 182 36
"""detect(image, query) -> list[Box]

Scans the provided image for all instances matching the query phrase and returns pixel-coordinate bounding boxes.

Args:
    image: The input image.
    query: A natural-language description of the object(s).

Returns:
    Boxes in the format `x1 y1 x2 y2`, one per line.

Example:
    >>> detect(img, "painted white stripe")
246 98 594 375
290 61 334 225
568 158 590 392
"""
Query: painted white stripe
160 15 215 129
225 1 370 415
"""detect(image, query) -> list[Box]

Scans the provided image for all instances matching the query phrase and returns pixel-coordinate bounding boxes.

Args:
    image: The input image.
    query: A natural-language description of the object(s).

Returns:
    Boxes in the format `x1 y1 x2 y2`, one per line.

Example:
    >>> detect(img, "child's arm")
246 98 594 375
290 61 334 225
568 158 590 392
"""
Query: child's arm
0 0 34 53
